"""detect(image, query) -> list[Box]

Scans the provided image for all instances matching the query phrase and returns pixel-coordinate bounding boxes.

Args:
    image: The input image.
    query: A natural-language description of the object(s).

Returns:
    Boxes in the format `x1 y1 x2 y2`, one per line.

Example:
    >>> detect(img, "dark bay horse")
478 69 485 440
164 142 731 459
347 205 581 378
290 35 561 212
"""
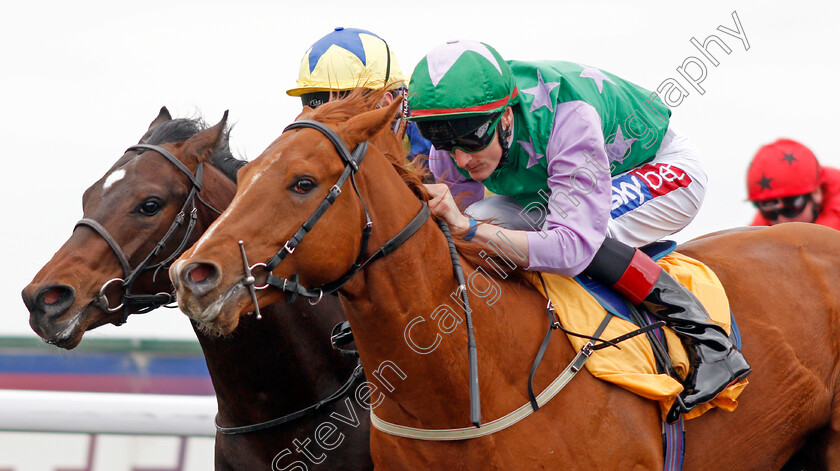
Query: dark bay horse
21 108 372 470
170 92 840 470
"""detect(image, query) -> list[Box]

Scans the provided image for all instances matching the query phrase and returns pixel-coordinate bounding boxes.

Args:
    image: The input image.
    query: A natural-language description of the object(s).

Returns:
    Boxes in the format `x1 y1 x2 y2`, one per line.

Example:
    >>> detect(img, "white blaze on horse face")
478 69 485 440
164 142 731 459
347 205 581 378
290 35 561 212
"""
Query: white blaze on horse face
191 150 282 254
102 169 127 194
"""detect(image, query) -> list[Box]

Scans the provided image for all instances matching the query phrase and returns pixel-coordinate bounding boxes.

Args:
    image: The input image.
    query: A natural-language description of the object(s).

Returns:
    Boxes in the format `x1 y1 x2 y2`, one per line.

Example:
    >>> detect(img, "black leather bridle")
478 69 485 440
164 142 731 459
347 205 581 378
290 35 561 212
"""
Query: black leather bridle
233 119 490 429
218 120 430 433
238 120 430 315
74 144 222 324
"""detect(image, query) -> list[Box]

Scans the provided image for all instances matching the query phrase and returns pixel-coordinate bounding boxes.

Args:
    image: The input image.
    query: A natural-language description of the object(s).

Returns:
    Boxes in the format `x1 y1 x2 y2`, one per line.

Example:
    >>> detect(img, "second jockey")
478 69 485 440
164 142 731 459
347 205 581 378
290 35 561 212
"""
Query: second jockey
286 27 431 163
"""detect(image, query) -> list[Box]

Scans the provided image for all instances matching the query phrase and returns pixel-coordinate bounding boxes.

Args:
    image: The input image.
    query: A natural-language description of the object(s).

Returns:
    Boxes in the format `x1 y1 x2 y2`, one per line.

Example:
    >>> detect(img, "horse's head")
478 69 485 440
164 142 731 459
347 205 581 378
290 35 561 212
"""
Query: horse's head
21 108 236 349
171 91 411 335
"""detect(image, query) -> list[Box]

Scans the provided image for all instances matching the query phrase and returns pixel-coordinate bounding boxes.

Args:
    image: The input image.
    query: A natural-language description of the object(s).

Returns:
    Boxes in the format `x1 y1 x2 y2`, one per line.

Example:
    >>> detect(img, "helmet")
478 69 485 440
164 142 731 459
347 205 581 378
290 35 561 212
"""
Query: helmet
286 27 405 98
747 138 822 201
407 40 519 121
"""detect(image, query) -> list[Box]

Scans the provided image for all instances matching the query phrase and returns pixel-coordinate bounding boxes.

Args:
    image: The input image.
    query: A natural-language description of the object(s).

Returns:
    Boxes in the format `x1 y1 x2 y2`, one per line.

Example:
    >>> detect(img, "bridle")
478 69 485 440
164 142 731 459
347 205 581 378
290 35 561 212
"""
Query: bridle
74 144 222 325
238 120 430 317
217 119 430 434
231 119 494 431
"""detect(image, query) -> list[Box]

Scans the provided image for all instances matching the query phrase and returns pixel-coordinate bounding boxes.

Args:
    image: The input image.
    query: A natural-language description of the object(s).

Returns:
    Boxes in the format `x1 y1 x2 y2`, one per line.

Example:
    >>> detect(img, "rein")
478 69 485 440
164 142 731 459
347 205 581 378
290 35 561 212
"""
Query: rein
222 119 433 434
74 144 221 324
437 220 482 427
233 119 485 429
215 361 365 435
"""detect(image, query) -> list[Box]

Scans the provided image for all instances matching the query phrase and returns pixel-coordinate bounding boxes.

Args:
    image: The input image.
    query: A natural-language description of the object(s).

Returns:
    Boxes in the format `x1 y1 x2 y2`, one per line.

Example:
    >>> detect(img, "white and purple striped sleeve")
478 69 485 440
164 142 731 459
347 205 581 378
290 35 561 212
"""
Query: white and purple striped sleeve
525 101 613 276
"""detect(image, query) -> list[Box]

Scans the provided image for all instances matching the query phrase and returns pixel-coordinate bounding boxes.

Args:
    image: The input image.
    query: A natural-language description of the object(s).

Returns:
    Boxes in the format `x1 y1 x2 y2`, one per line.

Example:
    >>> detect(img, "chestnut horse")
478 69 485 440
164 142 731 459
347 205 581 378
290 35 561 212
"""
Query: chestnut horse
21 108 372 470
170 93 840 470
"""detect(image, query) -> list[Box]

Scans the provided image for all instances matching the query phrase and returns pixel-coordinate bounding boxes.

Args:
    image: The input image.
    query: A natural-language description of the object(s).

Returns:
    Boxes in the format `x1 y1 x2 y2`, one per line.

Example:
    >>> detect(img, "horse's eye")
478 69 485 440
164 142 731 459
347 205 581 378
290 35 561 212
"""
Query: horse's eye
293 179 315 194
138 199 162 216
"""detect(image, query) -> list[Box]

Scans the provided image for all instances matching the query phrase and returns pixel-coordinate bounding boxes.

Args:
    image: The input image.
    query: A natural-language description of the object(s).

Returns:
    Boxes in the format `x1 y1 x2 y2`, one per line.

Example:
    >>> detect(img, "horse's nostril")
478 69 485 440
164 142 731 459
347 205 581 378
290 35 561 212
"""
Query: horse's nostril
181 262 221 296
42 287 64 305
189 264 213 283
23 284 76 315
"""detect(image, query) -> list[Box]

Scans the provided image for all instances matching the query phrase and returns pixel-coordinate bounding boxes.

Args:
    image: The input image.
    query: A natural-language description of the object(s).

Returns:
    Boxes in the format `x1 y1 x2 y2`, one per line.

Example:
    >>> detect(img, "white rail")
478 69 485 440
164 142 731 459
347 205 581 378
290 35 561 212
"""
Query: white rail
0 390 217 436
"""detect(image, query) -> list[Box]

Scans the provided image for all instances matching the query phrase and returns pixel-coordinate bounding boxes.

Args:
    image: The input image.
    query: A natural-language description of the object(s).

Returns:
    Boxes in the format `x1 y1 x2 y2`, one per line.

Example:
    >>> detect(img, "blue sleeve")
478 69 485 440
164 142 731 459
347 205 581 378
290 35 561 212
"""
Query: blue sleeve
406 122 432 157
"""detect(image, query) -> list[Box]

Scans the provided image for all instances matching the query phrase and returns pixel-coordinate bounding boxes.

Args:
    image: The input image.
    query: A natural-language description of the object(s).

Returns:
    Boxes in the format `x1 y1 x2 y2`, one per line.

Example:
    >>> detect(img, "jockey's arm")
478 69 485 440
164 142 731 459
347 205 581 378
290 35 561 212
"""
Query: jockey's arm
429 101 614 277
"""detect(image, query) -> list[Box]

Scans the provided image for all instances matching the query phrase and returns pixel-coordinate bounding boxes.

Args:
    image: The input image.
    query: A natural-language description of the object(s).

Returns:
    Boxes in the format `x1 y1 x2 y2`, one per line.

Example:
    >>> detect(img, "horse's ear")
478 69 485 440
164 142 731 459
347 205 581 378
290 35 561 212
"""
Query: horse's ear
149 106 172 130
138 106 173 143
182 111 229 164
341 96 403 148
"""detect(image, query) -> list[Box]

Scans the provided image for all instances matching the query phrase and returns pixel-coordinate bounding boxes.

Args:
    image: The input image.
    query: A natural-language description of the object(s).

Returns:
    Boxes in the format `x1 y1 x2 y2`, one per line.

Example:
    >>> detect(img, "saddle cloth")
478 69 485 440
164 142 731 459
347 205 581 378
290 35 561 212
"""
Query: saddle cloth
526 251 748 421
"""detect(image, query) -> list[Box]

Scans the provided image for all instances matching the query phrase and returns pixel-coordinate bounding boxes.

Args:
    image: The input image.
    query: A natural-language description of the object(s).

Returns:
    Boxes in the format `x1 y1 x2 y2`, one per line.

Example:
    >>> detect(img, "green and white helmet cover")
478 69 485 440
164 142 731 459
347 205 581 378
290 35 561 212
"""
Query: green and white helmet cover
408 40 520 121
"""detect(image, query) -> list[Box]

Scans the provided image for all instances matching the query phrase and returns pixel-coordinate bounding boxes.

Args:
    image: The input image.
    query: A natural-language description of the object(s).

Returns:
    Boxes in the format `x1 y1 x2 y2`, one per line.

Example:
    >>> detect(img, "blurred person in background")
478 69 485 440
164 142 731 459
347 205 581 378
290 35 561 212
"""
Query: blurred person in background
746 138 840 229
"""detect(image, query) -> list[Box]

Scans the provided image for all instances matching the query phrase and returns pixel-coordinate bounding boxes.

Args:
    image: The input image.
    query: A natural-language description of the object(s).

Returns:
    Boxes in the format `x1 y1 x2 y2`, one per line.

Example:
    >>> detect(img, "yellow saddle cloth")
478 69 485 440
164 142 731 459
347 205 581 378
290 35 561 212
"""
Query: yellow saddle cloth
527 251 748 421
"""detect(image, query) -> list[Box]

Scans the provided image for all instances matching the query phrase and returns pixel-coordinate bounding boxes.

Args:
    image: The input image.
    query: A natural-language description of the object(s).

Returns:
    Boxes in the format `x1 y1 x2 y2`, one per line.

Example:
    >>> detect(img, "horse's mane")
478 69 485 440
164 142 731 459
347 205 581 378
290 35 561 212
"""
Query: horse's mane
145 118 204 146
304 90 522 279
139 117 244 182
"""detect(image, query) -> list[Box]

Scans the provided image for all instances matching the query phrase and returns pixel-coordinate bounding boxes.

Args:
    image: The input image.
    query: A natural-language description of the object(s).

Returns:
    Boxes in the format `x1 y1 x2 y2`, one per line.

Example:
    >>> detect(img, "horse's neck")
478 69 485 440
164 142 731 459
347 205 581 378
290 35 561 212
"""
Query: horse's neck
195 297 356 426
197 165 236 216
338 191 562 428
336 168 461 360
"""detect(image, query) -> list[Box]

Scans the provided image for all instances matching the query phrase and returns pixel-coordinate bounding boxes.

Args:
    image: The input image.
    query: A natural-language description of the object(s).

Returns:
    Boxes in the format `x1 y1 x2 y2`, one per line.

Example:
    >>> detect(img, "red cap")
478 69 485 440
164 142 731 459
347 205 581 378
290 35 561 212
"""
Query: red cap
747 138 821 201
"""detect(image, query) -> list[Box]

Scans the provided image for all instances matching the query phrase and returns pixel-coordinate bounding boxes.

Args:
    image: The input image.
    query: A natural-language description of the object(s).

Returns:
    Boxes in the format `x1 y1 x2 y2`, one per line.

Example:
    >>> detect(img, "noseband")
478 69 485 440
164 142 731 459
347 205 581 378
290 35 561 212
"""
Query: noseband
238 120 430 317
74 144 221 324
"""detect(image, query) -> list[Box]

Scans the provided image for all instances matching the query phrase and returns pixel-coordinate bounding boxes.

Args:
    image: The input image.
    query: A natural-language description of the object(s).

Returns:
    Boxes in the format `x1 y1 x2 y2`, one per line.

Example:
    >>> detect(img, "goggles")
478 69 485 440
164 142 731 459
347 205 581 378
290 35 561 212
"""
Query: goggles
753 194 812 221
415 112 503 153
300 91 351 109
300 89 402 109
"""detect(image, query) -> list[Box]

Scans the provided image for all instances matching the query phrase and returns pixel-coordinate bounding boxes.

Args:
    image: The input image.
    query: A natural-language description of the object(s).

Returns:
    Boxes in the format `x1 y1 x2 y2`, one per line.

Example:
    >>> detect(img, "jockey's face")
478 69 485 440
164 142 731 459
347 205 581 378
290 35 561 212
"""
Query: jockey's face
452 137 503 182
762 187 822 225
451 107 513 182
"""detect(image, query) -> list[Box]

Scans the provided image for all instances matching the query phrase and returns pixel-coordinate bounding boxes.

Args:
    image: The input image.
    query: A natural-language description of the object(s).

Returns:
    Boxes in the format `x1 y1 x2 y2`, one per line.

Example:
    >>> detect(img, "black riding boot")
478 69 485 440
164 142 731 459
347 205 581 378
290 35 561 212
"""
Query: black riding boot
584 237 751 422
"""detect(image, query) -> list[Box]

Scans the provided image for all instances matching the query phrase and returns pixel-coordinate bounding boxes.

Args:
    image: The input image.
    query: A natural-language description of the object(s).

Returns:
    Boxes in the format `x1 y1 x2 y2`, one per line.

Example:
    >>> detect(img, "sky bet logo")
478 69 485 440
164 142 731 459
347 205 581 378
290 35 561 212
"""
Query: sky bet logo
611 163 692 218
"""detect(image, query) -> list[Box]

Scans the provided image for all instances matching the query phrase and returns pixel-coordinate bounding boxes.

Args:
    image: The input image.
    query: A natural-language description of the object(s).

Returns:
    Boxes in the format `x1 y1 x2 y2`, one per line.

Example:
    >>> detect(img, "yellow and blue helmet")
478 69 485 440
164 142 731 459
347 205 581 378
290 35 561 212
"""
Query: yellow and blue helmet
287 27 405 107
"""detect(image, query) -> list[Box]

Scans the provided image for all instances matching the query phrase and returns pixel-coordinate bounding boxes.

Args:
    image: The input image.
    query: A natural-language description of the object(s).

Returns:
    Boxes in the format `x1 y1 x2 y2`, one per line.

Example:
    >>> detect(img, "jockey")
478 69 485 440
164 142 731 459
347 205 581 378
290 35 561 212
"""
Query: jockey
747 138 840 229
407 40 750 422
286 27 431 163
